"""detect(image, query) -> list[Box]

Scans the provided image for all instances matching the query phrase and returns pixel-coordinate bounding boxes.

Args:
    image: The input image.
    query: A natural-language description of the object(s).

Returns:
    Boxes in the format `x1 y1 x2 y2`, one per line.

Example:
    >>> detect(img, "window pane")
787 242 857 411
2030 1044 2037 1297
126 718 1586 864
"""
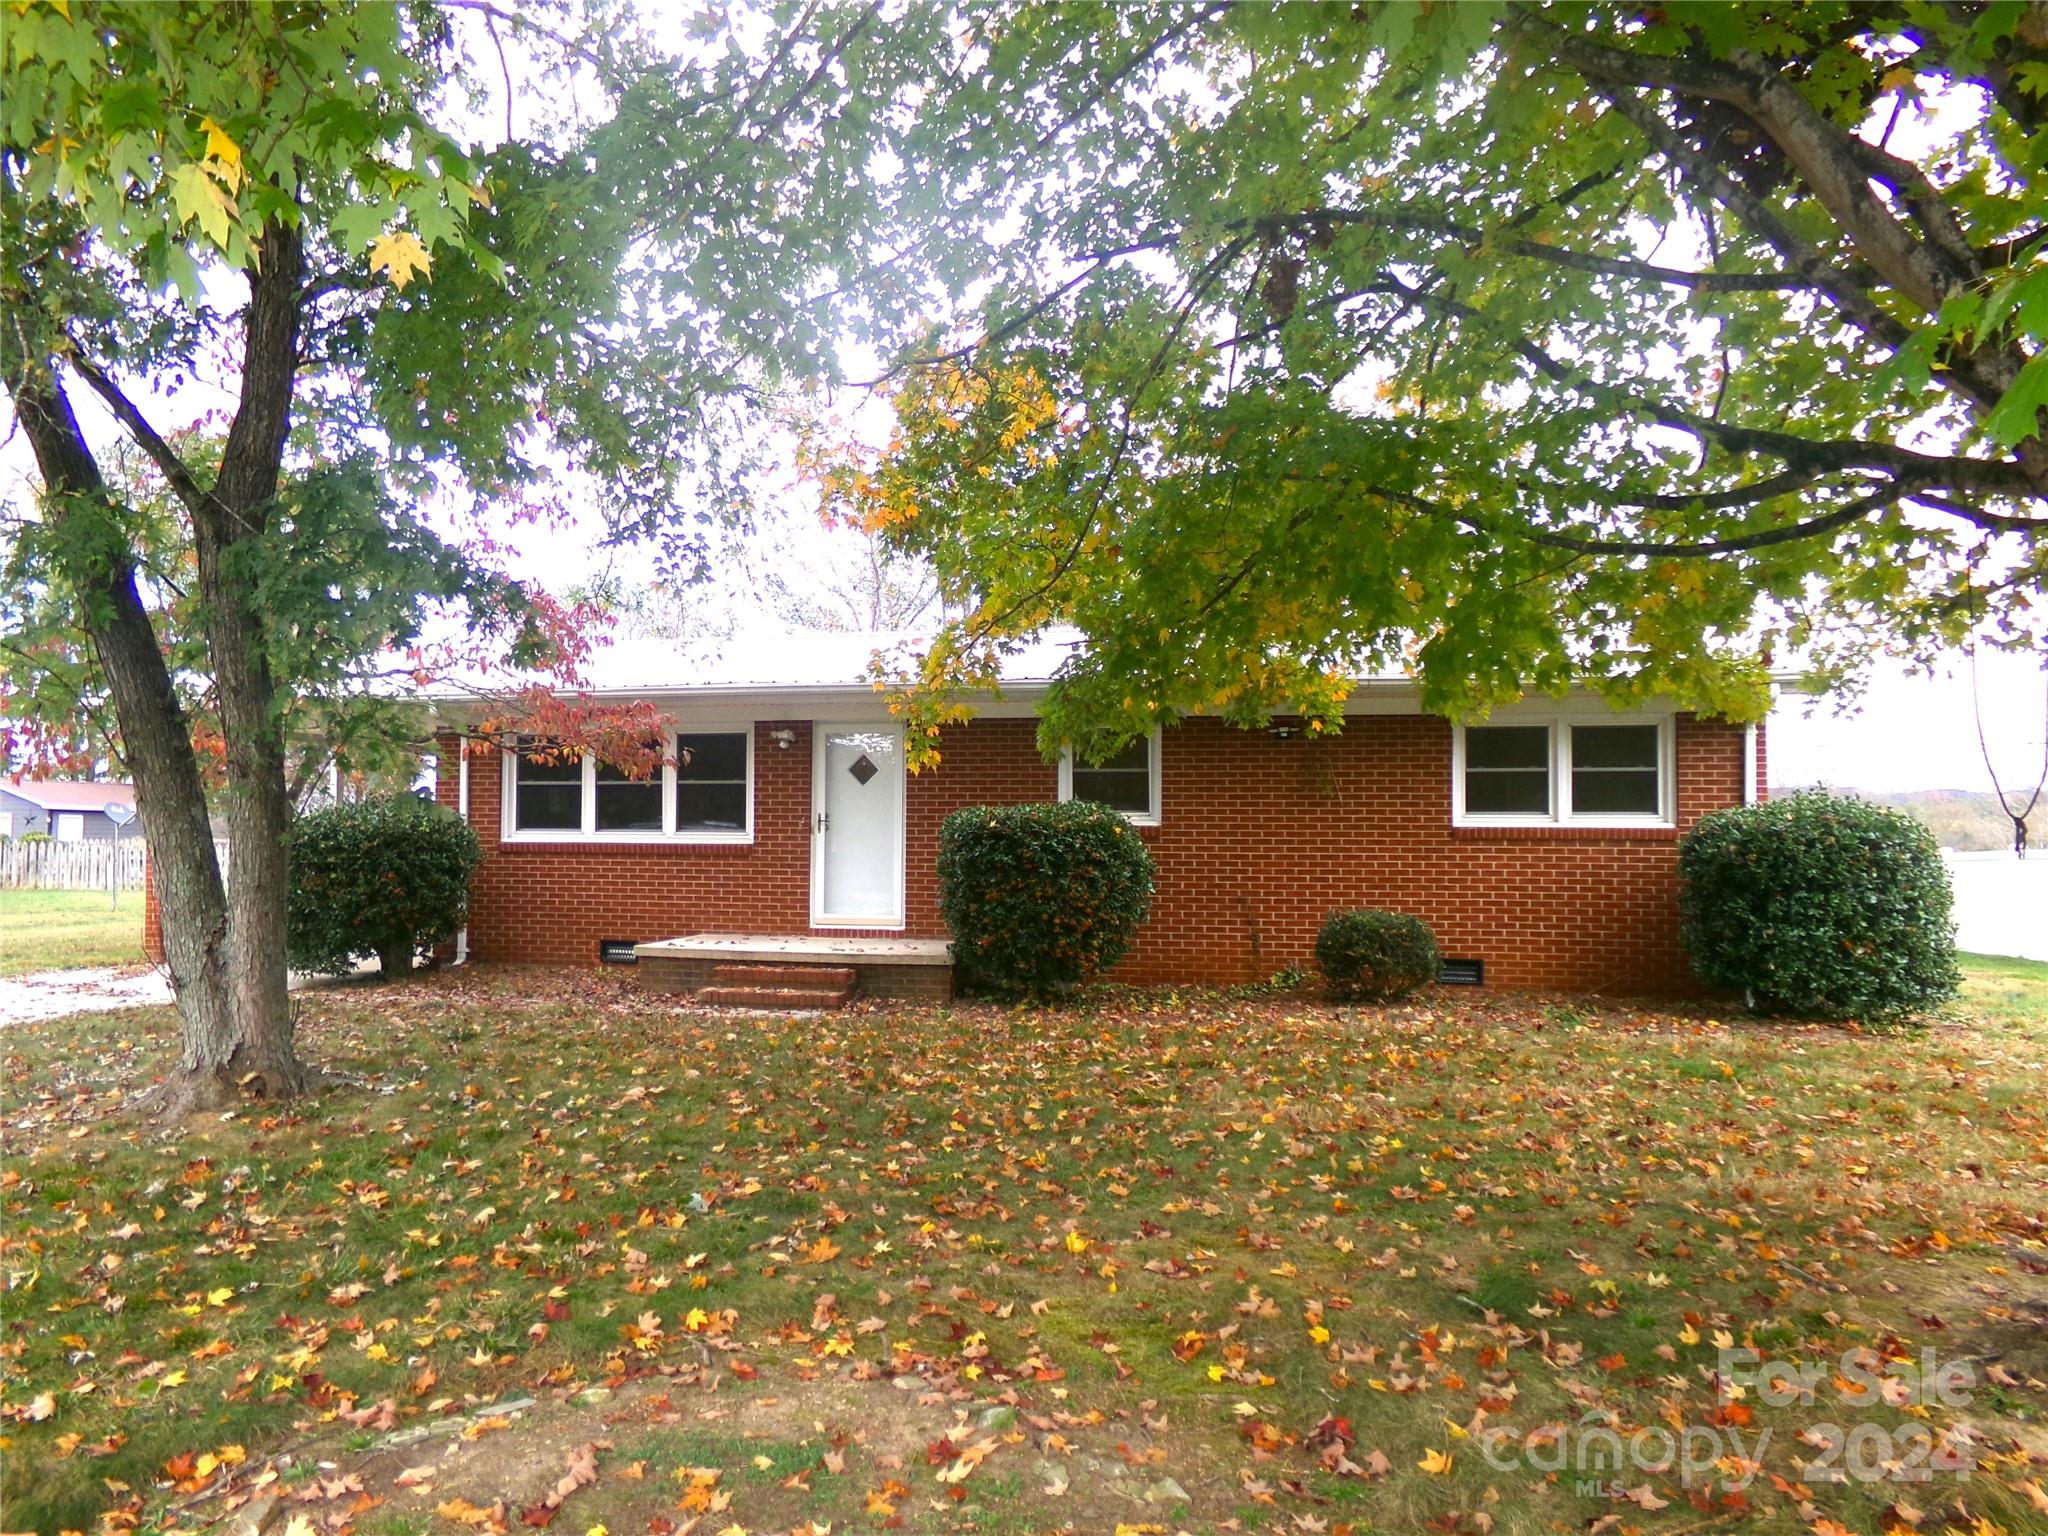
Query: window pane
1571 769 1660 815
1463 726 1551 816
1078 738 1149 774
1072 768 1151 815
515 782 582 830
1463 769 1550 815
1465 726 1548 770
595 779 663 831
514 750 582 831
1570 725 1660 815
517 751 581 783
677 781 747 831
1573 725 1659 770
677 732 747 782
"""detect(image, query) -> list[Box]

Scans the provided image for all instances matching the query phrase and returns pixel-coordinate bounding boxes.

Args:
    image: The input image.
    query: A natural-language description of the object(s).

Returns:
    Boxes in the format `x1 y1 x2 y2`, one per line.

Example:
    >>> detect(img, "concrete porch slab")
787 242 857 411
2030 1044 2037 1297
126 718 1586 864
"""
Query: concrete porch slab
633 933 953 966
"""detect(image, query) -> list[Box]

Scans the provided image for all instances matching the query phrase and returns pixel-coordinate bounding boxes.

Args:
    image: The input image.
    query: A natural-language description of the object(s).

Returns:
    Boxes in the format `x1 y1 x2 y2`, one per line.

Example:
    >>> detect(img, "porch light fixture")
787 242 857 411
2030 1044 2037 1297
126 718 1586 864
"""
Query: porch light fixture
769 728 797 750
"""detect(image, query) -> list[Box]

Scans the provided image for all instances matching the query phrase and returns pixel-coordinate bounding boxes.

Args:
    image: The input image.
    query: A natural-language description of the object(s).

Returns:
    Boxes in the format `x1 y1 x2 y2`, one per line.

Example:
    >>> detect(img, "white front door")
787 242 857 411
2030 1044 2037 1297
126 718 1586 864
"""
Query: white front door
811 724 906 928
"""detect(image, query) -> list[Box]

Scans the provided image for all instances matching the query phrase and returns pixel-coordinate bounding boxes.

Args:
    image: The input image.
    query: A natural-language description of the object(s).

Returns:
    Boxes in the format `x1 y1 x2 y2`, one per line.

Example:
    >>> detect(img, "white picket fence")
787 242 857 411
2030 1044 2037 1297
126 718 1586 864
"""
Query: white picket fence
2 838 151 891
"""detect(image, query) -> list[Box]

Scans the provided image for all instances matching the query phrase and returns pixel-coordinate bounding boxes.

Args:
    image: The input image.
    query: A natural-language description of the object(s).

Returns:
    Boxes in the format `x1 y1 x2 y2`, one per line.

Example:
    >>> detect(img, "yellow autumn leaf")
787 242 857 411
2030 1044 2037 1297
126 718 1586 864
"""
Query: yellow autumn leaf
207 1287 234 1306
1064 1231 1090 1254
369 229 432 291
199 116 242 189
1418 1447 1454 1475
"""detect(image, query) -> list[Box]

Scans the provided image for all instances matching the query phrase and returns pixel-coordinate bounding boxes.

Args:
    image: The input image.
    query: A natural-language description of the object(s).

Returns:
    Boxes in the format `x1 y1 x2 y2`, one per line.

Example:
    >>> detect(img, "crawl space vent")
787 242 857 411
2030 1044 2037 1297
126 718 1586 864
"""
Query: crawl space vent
599 940 641 965
1438 958 1484 987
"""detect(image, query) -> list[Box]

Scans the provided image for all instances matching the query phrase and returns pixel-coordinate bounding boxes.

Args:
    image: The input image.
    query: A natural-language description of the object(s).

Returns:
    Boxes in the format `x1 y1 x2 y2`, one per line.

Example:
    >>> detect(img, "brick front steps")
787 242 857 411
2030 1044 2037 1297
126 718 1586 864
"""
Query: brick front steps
694 963 856 1011
635 934 954 1007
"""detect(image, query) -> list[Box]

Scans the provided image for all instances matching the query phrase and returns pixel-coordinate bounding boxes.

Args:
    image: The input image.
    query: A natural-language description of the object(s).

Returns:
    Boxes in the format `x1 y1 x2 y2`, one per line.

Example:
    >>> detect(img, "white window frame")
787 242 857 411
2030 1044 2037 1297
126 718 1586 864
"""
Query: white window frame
1058 726 1163 827
54 812 86 842
1452 714 1675 828
670 725 755 842
501 726 755 845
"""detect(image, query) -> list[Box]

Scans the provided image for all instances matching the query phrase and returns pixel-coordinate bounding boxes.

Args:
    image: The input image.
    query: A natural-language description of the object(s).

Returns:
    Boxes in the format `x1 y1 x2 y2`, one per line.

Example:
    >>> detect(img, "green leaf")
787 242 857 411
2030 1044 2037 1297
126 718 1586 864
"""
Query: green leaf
167 162 234 247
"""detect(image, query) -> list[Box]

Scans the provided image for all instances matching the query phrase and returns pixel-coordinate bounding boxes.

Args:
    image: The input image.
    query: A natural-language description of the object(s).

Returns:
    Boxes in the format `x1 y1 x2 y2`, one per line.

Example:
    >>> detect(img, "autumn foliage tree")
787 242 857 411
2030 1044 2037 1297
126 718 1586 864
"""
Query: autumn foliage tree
805 2 2048 762
1 0 940 1106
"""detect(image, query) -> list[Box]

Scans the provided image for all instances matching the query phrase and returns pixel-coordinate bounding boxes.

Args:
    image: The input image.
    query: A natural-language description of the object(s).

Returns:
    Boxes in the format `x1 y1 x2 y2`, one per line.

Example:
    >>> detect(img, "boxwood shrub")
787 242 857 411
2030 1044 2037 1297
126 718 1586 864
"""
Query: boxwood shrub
937 800 1155 1000
1315 909 1441 1002
286 793 482 977
1678 791 1959 1021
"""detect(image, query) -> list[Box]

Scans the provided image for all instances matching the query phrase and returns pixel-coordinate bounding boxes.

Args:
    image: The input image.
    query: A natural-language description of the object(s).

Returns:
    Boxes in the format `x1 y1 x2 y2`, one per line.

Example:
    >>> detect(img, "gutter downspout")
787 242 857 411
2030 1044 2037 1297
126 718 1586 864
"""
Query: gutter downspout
455 744 471 965
1741 722 1759 806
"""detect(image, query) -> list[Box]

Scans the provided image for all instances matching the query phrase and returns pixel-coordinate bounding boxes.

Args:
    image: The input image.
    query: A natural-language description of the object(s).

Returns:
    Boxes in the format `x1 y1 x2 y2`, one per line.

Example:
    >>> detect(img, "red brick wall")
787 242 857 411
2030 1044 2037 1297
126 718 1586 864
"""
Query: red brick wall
143 859 163 962
443 713 1763 996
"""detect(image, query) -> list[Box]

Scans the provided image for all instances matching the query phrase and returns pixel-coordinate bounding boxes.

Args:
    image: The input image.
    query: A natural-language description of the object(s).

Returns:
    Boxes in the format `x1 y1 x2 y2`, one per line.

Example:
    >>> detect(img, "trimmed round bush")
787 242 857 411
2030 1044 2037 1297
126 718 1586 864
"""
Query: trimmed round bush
1316 909 1441 1002
287 794 481 977
937 800 1156 999
1678 791 1959 1021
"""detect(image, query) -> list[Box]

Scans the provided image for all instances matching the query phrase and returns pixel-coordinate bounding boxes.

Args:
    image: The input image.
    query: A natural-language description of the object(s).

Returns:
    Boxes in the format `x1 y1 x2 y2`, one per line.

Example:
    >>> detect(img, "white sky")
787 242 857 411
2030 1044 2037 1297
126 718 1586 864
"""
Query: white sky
1769 647 2047 794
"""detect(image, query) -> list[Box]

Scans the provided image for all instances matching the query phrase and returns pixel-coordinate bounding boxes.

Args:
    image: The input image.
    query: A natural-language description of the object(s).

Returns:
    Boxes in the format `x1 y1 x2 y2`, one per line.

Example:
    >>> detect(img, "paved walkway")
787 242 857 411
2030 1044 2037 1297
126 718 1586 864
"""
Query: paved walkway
0 960 377 1026
0 965 172 1025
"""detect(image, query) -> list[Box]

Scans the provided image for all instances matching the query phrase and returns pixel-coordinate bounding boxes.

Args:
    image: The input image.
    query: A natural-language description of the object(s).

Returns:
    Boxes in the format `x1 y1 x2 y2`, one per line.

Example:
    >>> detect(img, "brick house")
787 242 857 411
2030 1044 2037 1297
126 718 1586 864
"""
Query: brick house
420 632 1769 997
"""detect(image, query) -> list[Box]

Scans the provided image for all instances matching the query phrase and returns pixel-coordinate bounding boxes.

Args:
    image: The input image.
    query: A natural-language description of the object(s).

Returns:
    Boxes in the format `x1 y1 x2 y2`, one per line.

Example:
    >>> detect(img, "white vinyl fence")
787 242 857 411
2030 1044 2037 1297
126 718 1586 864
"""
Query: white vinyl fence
0 837 234 893
2 837 151 891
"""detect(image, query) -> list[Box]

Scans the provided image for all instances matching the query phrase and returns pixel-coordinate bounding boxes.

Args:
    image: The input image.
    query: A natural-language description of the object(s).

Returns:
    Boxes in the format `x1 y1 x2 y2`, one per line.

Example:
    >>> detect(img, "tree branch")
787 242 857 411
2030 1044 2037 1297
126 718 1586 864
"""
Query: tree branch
1368 269 2033 497
61 346 224 521
1361 479 1907 558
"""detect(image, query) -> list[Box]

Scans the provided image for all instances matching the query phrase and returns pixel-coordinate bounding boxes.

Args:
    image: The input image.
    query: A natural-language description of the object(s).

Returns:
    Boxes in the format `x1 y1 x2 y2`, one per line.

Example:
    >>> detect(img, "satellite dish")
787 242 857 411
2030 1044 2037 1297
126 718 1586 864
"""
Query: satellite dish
103 802 136 826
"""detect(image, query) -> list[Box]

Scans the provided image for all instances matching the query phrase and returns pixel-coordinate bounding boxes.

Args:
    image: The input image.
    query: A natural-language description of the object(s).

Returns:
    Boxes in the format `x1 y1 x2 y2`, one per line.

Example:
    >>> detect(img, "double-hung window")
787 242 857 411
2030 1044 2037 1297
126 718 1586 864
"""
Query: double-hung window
1454 717 1672 826
511 748 583 831
1058 728 1162 826
593 754 664 832
674 731 749 834
505 729 754 842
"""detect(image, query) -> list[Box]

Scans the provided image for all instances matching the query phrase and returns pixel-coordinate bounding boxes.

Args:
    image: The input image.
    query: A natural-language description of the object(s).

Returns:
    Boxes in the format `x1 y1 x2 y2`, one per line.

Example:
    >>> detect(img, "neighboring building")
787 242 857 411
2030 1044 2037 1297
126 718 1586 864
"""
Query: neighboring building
404 630 1772 997
0 779 138 842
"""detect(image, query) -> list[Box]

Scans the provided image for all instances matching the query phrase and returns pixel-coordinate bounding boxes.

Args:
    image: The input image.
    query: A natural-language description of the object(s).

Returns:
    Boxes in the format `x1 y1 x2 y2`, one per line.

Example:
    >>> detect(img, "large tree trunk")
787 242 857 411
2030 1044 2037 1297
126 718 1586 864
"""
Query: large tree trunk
185 219 310 1100
6 216 314 1112
0 364 241 1082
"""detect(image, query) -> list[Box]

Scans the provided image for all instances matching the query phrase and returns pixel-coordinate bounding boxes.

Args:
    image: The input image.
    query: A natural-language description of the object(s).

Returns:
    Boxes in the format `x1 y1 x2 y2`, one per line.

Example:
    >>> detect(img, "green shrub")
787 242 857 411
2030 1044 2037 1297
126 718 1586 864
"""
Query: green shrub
937 800 1155 999
1315 909 1441 1002
286 793 481 977
1678 791 1959 1021
19 830 51 843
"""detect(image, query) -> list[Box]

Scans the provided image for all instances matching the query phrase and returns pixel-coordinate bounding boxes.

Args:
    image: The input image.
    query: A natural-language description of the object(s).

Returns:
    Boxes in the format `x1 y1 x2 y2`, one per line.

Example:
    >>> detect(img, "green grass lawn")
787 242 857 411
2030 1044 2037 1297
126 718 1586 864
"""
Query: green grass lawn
2 962 2044 1536
0 887 147 976
1958 949 2048 1028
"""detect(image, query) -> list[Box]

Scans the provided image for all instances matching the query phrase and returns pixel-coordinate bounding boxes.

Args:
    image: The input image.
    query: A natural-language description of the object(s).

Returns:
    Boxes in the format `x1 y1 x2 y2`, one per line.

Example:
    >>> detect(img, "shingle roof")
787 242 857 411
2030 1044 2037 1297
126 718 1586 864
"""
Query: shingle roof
2 779 136 813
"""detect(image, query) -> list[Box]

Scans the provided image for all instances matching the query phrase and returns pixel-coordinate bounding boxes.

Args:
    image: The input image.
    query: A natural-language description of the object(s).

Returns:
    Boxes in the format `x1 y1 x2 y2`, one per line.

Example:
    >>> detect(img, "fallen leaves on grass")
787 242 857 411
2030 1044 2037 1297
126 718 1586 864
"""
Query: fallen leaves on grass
3 966 2045 1536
